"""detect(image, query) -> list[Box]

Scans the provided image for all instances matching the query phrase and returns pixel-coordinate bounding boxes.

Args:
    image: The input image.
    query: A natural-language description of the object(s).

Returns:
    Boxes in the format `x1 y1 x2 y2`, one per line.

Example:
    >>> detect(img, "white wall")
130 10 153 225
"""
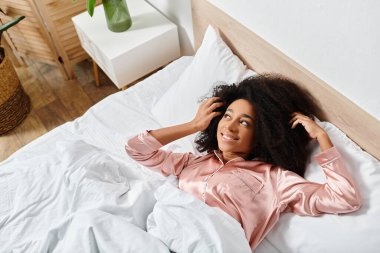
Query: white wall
209 0 380 120
147 0 194 55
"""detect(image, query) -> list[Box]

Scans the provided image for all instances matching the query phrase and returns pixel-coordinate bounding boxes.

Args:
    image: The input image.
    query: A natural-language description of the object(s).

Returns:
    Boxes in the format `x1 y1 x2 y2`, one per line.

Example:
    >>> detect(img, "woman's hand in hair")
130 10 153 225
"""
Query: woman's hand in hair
290 112 333 151
191 97 223 132
149 98 223 146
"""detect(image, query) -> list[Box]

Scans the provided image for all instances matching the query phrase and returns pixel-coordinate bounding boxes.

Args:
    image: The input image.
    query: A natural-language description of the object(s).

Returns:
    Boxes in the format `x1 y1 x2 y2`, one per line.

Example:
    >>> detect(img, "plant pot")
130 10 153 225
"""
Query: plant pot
0 47 30 135
103 0 132 32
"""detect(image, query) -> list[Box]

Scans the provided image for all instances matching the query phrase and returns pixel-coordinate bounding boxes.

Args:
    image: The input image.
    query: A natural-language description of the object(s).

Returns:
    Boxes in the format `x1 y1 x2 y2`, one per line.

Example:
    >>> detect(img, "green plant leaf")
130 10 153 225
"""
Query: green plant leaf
87 0 97 17
0 16 25 45
0 16 25 33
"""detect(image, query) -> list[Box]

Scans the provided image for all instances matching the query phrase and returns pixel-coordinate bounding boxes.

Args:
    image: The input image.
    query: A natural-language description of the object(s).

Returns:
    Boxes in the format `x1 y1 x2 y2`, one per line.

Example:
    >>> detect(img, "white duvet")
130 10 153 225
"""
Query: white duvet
0 140 250 253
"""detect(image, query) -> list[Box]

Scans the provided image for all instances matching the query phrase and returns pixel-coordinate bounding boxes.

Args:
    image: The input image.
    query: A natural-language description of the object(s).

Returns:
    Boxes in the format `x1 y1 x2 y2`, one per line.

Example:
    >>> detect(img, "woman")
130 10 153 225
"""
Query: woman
125 74 361 251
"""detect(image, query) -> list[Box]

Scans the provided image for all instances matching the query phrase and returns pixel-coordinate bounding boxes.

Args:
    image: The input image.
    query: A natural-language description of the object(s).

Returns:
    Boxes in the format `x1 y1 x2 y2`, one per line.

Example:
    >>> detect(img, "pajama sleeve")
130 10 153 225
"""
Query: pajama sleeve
125 131 198 177
276 146 361 216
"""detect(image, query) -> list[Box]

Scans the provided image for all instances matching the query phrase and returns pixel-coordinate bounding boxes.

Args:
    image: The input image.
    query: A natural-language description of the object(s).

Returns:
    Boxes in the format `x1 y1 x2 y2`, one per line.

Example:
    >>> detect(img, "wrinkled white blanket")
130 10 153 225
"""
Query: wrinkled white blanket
148 183 251 253
0 140 250 253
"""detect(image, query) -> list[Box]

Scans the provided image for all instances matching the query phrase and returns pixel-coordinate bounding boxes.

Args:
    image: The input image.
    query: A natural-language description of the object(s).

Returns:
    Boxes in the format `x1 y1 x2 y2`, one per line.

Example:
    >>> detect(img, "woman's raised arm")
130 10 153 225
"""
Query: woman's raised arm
125 97 223 176
150 97 223 146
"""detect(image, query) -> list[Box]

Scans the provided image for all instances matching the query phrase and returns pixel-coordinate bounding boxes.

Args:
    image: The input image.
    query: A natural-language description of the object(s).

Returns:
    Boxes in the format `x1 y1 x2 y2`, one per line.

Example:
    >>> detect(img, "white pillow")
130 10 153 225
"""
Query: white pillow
151 26 255 154
260 121 380 253
151 25 254 128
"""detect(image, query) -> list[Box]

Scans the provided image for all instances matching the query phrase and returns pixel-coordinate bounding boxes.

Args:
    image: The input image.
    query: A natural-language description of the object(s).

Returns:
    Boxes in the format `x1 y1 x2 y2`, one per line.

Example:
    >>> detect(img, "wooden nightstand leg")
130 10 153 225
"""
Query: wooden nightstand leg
92 59 100 87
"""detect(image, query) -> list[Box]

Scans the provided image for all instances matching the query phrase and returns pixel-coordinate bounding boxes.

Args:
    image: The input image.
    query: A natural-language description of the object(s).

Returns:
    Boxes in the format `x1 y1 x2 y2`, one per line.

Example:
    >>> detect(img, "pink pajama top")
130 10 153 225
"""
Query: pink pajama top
125 131 361 251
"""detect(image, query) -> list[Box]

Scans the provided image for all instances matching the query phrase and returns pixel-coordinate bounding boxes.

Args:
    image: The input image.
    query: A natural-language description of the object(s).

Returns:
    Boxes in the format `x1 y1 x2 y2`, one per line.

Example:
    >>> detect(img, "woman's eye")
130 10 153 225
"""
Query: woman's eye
240 120 249 126
223 114 231 119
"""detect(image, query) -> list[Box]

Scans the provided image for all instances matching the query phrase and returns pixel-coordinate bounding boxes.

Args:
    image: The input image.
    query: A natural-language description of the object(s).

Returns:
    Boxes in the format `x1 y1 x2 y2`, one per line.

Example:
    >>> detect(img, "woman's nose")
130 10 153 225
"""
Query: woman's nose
226 121 238 132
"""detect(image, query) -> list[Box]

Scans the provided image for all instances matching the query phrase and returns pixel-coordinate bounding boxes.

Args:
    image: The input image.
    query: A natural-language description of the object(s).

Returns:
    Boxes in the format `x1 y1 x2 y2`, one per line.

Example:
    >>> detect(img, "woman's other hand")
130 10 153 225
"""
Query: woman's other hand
192 97 223 131
290 112 333 151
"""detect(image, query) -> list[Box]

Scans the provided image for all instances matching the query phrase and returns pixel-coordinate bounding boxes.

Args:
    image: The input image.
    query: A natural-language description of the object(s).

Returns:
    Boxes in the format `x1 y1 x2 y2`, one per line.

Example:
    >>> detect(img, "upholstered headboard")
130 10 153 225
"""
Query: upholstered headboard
191 0 380 160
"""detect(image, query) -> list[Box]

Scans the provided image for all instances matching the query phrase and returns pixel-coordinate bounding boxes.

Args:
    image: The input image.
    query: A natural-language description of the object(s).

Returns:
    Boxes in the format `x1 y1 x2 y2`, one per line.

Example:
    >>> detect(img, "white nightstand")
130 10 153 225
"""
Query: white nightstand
72 0 180 89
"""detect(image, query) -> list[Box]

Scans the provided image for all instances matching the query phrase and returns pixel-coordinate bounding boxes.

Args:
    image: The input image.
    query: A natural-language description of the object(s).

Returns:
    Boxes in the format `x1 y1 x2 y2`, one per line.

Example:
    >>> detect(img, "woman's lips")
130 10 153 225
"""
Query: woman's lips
221 133 239 142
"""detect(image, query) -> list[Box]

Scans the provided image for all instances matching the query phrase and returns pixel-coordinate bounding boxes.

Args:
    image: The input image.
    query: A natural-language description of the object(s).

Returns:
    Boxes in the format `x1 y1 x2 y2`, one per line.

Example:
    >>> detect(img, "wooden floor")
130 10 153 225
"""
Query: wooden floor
0 58 119 162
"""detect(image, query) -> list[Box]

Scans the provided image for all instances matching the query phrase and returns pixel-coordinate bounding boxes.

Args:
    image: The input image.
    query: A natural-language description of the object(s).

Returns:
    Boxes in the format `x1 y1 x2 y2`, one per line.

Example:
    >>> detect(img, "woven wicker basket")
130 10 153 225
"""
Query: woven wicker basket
0 47 30 135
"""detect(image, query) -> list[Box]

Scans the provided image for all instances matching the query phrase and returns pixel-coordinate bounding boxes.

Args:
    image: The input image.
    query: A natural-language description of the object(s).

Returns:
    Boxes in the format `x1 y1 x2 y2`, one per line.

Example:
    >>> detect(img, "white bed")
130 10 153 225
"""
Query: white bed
1 2 380 253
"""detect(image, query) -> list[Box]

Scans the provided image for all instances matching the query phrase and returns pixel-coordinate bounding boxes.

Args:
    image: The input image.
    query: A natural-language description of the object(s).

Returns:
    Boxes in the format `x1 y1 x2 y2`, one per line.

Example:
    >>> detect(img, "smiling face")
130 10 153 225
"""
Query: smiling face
217 99 255 162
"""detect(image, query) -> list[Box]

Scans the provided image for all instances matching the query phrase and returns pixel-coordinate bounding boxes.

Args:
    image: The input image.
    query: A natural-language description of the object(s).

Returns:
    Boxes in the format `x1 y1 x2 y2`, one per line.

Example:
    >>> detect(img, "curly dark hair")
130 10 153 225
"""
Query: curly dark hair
195 74 325 177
